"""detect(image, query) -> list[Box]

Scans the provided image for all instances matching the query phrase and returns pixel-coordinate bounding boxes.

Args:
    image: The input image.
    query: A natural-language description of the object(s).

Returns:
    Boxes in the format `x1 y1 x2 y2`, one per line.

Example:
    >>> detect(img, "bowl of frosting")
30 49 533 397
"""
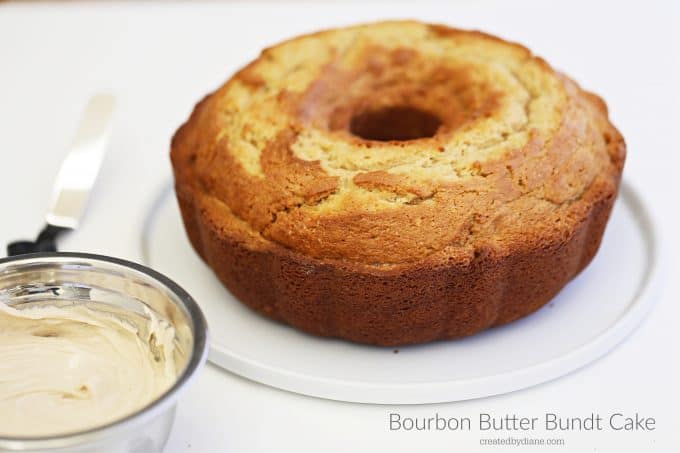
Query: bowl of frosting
0 252 208 452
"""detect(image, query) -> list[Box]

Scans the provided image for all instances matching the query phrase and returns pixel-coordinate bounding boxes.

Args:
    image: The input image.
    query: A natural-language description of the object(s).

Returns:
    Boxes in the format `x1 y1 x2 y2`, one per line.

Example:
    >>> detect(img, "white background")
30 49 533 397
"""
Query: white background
0 1 678 452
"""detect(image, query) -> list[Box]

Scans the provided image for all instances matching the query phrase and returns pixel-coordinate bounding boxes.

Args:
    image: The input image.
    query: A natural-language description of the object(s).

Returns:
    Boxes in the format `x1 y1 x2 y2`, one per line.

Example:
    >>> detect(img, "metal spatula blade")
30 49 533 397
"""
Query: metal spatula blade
6 94 116 256
46 94 116 229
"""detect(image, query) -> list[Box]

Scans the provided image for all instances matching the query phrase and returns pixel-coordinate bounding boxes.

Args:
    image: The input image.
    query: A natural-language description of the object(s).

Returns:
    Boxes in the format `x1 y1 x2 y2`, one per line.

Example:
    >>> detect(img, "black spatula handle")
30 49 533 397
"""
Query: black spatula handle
7 225 70 256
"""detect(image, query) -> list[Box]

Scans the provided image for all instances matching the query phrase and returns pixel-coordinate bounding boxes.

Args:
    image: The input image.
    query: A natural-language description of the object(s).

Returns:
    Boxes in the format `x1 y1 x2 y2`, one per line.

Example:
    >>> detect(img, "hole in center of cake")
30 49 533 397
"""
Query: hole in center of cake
349 106 442 141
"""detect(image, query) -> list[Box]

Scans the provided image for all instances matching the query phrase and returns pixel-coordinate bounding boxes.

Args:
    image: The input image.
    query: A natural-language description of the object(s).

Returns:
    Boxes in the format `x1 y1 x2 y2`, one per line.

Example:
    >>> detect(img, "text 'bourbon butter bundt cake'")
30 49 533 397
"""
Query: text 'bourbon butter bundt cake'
171 21 625 346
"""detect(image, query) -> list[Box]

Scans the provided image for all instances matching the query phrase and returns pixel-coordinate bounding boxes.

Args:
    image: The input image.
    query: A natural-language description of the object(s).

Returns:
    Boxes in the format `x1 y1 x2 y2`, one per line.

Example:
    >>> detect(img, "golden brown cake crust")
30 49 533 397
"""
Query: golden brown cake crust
171 21 625 345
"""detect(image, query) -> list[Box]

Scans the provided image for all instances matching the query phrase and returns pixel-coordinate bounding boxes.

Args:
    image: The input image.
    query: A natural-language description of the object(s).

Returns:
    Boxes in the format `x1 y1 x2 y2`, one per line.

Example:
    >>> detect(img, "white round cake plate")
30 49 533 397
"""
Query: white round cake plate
141 182 661 404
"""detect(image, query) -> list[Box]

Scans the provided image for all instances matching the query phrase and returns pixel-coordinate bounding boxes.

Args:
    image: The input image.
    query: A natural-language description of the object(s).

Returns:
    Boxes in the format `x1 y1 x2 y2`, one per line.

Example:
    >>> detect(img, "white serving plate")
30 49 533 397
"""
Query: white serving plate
141 182 661 404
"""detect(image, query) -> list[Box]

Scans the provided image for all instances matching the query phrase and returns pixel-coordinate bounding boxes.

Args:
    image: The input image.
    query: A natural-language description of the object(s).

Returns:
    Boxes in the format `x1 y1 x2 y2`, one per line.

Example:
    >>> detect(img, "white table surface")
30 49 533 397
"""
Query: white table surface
0 1 678 452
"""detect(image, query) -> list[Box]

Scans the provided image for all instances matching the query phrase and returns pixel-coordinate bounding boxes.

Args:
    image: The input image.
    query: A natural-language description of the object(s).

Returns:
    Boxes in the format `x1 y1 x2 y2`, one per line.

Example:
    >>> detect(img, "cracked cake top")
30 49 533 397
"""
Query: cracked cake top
171 20 624 267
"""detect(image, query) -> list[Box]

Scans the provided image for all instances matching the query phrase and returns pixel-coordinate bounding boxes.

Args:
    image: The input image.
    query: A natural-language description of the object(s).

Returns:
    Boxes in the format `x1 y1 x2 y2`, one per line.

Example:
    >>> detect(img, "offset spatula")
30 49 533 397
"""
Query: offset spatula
6 94 116 256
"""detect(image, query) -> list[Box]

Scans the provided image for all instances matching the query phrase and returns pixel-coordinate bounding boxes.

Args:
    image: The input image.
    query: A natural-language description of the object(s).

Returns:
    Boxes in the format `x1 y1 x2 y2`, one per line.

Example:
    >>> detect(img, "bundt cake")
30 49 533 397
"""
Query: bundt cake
171 21 625 346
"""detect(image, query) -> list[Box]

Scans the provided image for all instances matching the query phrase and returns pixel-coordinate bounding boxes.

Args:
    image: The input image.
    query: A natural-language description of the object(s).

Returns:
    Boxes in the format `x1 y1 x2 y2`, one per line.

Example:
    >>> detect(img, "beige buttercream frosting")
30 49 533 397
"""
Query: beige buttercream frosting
0 301 178 437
